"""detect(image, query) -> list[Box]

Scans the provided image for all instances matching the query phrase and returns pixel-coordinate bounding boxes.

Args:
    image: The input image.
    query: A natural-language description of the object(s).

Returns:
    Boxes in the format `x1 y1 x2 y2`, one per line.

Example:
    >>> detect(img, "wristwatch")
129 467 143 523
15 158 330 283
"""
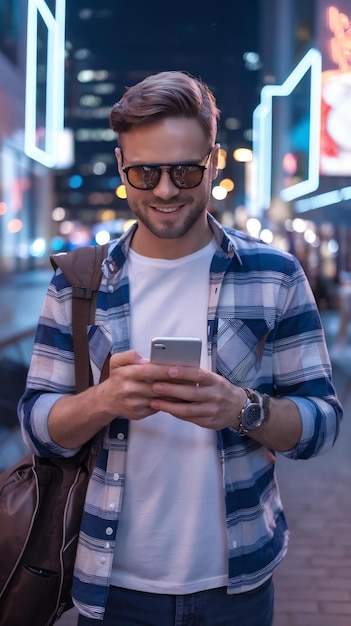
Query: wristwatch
233 388 271 435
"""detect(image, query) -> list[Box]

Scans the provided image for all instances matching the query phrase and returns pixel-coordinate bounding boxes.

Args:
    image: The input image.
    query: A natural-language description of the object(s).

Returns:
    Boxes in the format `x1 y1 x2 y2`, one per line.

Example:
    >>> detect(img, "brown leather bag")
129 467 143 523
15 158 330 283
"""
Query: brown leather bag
0 243 109 626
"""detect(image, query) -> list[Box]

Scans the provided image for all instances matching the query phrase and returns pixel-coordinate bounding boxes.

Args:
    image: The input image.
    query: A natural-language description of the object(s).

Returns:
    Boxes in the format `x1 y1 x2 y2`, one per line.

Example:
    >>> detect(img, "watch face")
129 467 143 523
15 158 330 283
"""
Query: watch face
243 403 262 430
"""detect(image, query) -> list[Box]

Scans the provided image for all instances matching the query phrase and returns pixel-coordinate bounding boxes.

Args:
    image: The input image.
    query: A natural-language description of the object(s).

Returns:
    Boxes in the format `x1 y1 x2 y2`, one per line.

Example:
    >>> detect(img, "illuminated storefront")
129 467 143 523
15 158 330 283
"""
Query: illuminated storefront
0 0 65 273
249 0 351 306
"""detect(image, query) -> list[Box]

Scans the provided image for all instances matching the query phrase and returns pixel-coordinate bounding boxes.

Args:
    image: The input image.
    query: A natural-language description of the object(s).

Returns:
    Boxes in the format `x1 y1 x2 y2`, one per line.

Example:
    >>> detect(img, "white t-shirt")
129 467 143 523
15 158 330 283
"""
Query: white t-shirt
110 239 228 594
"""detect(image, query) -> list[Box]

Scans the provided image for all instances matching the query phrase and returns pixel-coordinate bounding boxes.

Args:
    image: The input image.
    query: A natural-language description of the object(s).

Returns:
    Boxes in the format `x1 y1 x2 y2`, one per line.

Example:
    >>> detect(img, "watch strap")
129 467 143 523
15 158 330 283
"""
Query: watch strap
233 388 271 435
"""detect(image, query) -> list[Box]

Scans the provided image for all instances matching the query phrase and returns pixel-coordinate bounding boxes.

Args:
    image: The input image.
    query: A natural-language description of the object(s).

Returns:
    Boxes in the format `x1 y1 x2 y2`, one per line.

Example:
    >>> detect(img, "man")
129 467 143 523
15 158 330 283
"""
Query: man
19 71 342 626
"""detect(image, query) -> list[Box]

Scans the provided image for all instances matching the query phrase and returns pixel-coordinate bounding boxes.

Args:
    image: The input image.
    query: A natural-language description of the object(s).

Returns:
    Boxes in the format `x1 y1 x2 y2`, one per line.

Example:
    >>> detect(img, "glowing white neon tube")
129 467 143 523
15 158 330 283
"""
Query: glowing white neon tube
295 185 351 212
24 0 66 167
253 48 322 211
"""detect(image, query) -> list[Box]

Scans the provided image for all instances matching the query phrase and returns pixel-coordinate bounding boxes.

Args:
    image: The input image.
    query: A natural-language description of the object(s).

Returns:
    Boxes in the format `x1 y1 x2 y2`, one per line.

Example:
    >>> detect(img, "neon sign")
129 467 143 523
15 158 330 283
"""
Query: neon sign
252 48 322 211
295 184 351 212
320 6 351 176
24 0 66 168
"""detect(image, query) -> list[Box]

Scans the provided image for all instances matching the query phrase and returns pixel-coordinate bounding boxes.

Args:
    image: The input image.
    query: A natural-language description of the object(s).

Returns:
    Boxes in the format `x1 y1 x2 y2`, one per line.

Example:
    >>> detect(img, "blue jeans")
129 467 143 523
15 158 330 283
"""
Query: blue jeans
77 579 274 625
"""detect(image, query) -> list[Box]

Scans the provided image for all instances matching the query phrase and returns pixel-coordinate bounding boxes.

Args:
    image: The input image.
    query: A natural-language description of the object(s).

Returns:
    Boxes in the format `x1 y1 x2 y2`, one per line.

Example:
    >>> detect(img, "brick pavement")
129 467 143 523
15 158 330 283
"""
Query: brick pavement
273 358 351 626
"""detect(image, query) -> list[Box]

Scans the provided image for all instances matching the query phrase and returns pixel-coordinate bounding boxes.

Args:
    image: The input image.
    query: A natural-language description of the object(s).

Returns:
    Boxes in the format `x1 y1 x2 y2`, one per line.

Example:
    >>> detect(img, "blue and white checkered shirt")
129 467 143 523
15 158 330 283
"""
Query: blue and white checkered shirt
19 214 342 620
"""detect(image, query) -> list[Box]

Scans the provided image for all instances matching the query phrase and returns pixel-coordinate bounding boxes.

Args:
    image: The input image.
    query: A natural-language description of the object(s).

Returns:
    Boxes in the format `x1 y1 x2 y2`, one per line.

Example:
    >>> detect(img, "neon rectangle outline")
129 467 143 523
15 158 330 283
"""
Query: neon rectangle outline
24 0 66 168
253 48 322 211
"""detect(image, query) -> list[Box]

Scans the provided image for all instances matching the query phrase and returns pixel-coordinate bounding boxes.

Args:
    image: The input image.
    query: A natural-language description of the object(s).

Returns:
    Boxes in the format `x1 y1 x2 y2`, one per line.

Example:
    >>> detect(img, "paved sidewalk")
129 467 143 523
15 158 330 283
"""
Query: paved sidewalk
272 313 351 626
273 364 351 626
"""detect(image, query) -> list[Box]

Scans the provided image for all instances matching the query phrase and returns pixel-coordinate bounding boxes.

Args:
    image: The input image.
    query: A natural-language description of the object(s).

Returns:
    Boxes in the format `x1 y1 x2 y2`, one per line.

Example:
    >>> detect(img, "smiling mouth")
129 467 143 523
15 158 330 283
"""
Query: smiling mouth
153 206 182 213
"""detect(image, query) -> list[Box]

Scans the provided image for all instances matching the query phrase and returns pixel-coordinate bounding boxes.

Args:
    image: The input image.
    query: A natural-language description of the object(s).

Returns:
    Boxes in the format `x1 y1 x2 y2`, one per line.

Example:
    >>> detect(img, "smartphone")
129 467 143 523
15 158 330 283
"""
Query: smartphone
150 337 202 367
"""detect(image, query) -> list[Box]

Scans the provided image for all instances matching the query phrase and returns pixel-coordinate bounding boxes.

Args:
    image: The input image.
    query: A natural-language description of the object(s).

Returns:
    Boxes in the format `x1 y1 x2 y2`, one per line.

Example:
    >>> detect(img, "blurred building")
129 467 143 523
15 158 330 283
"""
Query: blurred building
0 0 351 307
0 0 54 273
55 0 262 243
253 0 351 308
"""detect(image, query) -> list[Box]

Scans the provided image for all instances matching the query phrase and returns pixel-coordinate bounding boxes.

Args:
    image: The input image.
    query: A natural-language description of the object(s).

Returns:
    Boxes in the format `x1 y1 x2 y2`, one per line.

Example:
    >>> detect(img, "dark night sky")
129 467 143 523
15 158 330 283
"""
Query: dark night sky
65 1 262 140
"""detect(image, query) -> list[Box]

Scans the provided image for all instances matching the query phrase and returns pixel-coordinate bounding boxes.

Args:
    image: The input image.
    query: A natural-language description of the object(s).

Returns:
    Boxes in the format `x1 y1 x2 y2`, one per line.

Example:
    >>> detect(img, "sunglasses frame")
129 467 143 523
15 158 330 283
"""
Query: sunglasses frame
121 149 213 190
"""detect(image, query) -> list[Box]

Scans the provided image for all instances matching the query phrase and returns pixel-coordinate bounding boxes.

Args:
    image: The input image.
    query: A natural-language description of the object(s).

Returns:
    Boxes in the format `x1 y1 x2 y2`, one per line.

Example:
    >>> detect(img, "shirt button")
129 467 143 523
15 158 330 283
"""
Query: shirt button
100 557 107 564
109 502 116 510
117 433 125 441
106 527 113 536
105 542 110 550
113 473 120 481
108 285 114 293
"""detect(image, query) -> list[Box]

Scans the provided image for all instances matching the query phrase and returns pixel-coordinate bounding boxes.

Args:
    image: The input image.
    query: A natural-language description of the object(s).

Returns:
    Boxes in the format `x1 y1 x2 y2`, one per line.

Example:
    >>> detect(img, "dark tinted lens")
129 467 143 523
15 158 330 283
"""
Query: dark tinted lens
171 165 203 188
128 165 160 189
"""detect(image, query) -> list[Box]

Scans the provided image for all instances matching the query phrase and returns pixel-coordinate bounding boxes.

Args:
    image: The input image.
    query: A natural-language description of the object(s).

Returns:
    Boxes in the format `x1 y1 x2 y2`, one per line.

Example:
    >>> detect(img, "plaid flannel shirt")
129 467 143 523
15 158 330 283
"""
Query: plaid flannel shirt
19 214 342 620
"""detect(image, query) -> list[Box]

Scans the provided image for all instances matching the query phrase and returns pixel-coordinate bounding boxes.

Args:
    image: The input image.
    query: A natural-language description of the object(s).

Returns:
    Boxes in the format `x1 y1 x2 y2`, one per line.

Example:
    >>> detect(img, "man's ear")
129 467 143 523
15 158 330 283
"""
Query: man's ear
210 143 220 181
115 147 125 181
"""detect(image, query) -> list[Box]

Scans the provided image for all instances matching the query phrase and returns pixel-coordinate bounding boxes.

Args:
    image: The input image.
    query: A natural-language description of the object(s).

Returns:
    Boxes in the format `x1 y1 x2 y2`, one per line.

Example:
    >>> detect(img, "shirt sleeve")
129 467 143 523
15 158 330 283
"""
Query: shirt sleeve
18 270 82 458
271 254 342 459
281 395 341 459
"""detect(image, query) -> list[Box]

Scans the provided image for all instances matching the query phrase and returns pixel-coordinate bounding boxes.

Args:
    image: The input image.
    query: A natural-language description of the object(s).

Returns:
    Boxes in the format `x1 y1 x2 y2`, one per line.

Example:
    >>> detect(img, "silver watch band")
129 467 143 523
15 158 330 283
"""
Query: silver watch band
233 388 271 435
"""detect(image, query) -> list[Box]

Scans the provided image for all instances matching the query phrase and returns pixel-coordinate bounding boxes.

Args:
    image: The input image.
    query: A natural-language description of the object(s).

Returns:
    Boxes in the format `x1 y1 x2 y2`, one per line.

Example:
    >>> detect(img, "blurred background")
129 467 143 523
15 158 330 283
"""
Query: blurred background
1 3 351 624
1 0 351 459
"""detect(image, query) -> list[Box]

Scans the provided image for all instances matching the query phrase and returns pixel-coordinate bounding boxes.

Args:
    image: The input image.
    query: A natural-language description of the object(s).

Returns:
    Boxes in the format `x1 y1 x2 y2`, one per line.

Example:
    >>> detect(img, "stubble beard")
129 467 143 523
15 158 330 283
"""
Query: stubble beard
129 188 211 240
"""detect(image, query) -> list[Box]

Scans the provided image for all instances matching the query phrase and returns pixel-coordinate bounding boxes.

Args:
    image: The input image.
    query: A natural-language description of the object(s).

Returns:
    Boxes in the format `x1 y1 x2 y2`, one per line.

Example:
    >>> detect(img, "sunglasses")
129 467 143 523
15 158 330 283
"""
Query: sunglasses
121 149 213 190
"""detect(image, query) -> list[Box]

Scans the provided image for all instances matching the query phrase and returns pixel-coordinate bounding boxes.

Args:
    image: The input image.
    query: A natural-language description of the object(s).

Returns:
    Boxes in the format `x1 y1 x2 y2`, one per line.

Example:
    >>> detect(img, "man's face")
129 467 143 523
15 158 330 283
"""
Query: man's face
115 117 219 258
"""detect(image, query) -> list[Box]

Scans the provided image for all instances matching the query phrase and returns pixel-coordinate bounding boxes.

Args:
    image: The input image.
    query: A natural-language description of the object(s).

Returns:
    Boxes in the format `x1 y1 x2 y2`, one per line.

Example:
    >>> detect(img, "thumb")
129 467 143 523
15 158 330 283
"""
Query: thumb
110 349 149 368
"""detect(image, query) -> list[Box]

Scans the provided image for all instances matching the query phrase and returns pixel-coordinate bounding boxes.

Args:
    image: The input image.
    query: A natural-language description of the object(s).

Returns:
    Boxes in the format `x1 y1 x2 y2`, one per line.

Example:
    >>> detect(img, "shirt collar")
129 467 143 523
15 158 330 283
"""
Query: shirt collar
103 212 242 278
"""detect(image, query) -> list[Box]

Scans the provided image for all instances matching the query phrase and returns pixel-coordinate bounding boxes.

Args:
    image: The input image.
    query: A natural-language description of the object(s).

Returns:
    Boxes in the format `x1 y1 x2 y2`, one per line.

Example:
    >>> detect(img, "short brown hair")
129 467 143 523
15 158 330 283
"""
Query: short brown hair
109 71 220 145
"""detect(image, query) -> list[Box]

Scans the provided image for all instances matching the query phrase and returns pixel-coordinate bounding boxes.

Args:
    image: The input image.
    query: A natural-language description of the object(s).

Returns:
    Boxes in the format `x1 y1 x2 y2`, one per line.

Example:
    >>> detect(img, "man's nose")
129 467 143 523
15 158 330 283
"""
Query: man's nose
152 170 180 199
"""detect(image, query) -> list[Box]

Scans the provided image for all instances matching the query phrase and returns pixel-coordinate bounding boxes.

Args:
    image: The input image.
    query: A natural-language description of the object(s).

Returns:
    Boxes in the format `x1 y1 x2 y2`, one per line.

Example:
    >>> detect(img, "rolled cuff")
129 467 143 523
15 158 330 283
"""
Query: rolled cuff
21 392 81 457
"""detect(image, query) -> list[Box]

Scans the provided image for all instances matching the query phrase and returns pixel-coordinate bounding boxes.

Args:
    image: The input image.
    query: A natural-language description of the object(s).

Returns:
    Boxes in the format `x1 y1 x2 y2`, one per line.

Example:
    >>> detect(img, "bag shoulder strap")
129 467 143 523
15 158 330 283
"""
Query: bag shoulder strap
50 243 109 393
